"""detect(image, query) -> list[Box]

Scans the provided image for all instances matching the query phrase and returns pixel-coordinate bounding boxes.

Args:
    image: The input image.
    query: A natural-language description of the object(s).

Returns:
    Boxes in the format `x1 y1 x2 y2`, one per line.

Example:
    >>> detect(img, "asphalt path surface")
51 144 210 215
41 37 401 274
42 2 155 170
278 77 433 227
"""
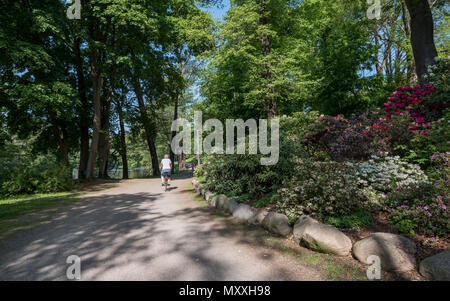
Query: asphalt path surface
0 177 323 280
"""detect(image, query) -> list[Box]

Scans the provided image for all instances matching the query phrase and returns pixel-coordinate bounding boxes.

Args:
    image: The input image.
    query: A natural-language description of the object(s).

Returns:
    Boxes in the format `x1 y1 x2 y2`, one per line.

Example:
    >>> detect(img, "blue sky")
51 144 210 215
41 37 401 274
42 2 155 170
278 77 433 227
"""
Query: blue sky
202 1 230 21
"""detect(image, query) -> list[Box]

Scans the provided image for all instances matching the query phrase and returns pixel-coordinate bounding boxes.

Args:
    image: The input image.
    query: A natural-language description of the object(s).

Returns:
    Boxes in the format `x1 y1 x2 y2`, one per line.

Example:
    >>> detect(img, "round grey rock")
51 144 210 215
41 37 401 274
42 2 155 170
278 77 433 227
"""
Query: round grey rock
261 212 292 237
215 194 228 210
248 209 269 225
204 191 213 202
293 216 352 256
352 232 417 272
232 204 254 221
419 250 450 280
209 195 219 207
223 198 239 214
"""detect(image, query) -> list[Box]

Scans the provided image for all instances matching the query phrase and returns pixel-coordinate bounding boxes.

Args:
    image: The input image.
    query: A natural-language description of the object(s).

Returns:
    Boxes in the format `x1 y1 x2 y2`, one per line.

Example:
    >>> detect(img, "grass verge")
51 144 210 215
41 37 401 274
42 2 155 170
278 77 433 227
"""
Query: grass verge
0 192 80 241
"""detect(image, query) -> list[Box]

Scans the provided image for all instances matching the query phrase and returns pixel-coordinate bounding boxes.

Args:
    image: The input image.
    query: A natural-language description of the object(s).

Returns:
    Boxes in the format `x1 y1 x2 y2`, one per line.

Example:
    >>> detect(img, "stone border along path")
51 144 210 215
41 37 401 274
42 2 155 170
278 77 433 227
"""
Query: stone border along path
192 179 450 280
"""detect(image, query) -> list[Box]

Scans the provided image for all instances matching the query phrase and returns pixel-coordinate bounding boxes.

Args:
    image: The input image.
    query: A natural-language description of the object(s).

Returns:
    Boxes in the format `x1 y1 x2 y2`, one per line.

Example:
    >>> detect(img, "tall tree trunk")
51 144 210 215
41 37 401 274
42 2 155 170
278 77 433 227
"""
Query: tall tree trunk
133 79 160 176
86 45 102 179
170 94 179 173
374 31 381 75
404 0 438 81
401 1 418 85
74 37 90 178
116 97 129 180
259 5 277 118
98 76 113 179
48 108 70 165
181 153 186 171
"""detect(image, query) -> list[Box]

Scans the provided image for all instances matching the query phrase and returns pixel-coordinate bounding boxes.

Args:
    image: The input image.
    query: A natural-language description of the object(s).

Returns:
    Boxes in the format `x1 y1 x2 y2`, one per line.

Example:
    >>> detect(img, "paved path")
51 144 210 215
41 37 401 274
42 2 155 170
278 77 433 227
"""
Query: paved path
0 177 322 280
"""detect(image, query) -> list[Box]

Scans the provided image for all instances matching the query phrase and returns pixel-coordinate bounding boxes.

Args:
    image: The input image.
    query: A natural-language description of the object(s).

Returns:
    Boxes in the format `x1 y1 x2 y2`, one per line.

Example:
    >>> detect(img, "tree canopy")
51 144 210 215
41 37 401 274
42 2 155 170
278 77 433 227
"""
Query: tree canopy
0 0 447 185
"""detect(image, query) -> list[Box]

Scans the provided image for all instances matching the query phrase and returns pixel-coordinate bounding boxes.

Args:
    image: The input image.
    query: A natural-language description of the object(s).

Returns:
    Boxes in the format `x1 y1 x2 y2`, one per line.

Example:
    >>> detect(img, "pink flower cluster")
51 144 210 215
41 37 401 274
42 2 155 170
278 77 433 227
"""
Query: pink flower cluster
382 85 435 135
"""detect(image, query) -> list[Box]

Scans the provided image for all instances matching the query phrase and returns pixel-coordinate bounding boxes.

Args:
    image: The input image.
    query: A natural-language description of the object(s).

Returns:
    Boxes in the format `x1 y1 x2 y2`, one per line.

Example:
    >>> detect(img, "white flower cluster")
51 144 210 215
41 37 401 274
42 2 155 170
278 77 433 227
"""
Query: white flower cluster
353 156 428 192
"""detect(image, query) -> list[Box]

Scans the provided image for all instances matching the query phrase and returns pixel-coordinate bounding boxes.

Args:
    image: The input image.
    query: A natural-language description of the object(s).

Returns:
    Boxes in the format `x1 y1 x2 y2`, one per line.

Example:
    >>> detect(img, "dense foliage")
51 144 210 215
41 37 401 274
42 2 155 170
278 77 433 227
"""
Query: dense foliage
277 159 362 222
0 155 71 196
194 113 316 202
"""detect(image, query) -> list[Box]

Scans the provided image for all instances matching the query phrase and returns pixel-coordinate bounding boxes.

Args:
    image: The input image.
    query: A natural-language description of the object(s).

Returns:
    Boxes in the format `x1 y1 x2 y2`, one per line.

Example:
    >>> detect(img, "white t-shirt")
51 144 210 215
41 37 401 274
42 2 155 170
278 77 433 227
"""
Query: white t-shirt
161 159 171 170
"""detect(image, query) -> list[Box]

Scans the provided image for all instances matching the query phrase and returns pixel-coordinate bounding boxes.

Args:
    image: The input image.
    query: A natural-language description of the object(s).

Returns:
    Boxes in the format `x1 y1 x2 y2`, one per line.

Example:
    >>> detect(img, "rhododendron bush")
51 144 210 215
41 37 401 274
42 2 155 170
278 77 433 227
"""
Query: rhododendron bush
196 78 449 239
305 80 449 168
297 80 449 237
382 84 435 135
304 110 413 162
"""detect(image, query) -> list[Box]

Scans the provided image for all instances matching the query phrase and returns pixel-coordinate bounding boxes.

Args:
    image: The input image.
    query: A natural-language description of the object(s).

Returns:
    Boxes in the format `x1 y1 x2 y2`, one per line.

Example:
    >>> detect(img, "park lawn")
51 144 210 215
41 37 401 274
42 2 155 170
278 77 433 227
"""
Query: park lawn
0 192 80 239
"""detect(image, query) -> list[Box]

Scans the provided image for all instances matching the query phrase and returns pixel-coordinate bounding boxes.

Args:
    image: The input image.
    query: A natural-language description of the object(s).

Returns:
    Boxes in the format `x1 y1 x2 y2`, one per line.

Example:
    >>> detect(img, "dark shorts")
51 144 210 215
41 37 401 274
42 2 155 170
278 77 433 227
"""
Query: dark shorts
161 169 171 177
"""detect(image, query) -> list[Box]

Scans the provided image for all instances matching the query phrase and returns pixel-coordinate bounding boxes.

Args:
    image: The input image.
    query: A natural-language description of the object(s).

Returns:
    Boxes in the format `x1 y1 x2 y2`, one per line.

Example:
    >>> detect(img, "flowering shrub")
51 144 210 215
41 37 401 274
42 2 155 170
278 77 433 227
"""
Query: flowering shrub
390 195 449 237
419 57 450 122
395 109 449 166
385 182 437 209
304 111 413 162
277 159 363 221
384 153 449 237
353 155 428 193
381 84 437 139
429 152 450 192
378 79 449 167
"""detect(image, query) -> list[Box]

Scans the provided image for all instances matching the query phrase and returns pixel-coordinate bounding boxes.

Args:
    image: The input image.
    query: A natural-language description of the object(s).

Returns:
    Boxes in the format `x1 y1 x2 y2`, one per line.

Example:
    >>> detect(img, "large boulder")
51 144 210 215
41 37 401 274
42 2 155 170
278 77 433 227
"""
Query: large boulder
232 204 254 221
214 195 238 214
204 191 214 202
352 232 417 272
209 195 219 207
248 209 269 225
261 212 292 237
419 250 450 281
293 216 352 256
223 198 239 214
215 194 228 210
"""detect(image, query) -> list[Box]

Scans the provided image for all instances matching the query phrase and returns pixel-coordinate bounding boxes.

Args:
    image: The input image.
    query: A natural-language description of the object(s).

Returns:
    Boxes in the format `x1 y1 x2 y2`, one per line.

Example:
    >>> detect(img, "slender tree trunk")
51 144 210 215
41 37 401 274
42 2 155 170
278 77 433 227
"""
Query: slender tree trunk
98 76 113 179
74 37 90 178
404 0 438 81
401 1 418 85
181 153 186 171
86 45 102 179
133 79 160 176
170 94 179 173
48 109 70 165
374 31 381 75
116 98 129 179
